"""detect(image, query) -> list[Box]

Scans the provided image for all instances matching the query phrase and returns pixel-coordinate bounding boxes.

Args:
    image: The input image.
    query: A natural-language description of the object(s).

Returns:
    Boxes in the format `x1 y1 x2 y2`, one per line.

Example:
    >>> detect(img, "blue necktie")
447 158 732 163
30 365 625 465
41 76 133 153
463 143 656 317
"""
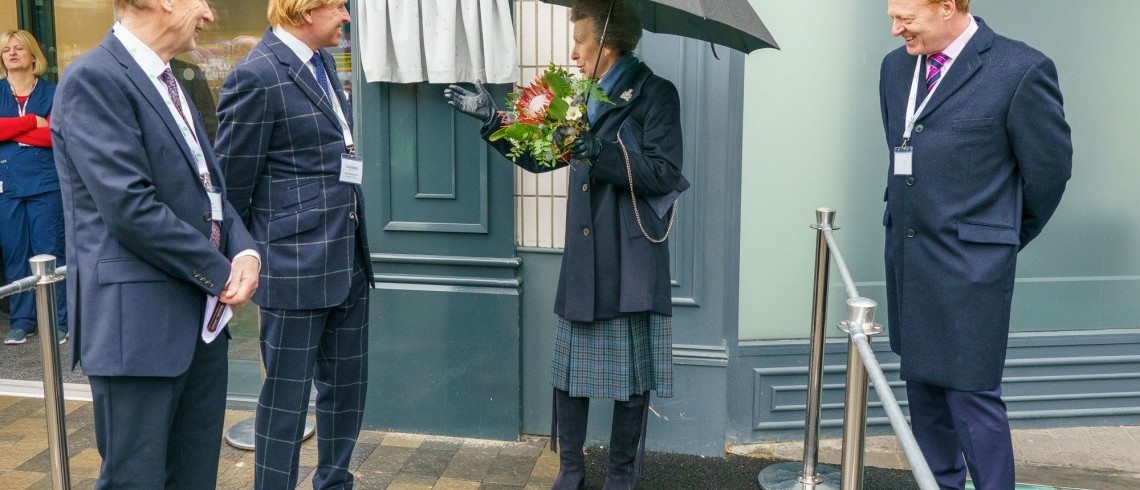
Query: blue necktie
311 52 331 99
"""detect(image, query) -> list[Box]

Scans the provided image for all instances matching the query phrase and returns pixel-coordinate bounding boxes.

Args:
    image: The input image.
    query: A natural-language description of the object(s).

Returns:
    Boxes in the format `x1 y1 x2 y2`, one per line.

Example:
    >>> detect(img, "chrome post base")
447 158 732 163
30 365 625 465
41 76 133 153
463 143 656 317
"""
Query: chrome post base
224 416 316 450
758 461 841 490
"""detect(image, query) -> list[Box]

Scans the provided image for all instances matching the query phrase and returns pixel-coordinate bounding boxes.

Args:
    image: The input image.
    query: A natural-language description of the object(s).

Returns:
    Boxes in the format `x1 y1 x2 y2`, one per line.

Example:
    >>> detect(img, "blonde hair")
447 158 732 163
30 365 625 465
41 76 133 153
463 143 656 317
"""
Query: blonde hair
268 0 343 27
0 30 48 78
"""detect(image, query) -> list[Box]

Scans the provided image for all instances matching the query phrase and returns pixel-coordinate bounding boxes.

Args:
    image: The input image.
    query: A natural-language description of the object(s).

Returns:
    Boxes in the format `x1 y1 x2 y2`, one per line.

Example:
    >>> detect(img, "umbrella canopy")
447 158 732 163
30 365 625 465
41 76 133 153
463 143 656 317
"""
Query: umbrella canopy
541 0 779 53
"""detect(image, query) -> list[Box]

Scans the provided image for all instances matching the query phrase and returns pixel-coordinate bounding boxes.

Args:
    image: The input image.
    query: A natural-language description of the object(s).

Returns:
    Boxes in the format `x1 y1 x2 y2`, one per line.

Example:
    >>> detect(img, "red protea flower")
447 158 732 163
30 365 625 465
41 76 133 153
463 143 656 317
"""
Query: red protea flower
513 75 554 125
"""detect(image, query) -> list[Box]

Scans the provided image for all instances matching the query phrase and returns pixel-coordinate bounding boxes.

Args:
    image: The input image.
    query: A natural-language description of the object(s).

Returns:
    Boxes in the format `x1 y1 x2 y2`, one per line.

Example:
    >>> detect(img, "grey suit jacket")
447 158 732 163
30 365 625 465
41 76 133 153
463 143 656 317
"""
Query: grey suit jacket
52 32 256 377
879 18 1072 391
216 28 372 311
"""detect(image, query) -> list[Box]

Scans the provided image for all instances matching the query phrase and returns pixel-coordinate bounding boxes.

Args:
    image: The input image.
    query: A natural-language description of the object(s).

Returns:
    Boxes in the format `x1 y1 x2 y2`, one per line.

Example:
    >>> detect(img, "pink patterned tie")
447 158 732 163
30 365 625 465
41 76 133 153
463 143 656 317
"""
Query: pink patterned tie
159 68 221 249
925 52 949 94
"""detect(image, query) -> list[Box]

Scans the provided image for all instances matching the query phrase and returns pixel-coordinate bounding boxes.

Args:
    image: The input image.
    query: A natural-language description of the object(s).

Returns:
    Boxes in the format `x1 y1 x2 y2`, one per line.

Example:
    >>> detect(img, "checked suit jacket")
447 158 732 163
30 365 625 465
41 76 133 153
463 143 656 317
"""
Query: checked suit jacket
216 28 373 311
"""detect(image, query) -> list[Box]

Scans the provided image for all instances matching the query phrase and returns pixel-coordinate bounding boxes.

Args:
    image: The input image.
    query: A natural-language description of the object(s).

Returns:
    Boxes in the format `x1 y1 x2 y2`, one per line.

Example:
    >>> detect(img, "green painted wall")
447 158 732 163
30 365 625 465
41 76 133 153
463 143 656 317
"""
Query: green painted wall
739 1 1140 340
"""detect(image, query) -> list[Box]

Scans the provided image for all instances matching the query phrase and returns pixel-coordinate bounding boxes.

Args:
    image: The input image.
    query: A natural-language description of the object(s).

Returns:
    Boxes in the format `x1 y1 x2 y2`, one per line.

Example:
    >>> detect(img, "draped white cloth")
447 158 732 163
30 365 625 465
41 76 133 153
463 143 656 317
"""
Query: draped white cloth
358 0 518 84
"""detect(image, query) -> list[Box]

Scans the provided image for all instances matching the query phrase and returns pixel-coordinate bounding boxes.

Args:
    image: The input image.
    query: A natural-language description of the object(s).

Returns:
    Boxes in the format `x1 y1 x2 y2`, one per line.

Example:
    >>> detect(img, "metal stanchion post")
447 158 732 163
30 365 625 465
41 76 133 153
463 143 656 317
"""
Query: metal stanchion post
758 208 841 490
837 297 883 490
31 255 71 490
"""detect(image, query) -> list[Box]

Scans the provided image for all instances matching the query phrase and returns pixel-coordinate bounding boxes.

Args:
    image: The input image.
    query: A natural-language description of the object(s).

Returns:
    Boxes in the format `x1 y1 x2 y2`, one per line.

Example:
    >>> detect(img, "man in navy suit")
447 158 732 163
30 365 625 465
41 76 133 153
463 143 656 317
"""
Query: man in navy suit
215 0 372 487
880 1 1072 488
51 0 260 487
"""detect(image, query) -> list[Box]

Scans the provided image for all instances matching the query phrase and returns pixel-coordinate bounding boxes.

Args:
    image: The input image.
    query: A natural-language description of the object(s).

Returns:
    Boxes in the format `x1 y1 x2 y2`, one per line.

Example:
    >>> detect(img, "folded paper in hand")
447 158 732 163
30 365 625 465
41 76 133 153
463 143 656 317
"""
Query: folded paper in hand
201 295 233 344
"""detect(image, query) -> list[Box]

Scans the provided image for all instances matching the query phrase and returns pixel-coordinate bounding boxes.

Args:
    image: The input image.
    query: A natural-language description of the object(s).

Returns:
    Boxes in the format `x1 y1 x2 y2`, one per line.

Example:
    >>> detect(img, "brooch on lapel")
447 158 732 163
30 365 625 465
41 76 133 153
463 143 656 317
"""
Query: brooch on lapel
619 89 633 102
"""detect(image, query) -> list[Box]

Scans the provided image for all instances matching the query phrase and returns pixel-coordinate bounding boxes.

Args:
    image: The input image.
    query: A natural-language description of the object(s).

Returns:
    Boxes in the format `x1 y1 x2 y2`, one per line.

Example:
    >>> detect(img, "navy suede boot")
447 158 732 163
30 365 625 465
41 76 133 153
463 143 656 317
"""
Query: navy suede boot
602 392 649 489
551 388 589 490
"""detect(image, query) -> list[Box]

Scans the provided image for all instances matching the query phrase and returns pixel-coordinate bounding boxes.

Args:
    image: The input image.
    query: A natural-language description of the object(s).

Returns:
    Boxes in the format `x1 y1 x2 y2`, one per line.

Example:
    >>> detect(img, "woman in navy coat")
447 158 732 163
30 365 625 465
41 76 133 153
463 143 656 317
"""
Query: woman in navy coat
0 29 66 345
448 1 687 487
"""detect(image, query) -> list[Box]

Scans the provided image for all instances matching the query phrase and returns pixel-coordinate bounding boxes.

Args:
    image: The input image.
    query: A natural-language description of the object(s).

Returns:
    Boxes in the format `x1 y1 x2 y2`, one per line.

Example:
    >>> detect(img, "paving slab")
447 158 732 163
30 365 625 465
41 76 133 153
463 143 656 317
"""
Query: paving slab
1 393 1137 489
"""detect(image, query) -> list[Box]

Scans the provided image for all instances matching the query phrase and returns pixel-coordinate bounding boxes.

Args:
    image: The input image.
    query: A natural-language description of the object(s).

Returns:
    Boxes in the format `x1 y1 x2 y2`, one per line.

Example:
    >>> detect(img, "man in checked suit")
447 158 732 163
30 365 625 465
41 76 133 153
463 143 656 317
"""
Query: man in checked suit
51 0 260 487
215 0 373 487
880 1 1071 488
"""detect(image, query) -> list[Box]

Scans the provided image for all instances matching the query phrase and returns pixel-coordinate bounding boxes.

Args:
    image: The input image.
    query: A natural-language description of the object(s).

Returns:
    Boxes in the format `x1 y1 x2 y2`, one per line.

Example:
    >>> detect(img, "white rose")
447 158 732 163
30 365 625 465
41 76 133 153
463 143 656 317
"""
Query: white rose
566 105 582 121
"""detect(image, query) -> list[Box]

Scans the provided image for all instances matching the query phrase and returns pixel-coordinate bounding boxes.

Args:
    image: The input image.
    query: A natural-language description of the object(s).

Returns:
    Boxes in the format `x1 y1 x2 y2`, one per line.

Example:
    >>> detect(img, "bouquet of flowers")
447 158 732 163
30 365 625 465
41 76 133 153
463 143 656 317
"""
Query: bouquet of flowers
489 62 611 168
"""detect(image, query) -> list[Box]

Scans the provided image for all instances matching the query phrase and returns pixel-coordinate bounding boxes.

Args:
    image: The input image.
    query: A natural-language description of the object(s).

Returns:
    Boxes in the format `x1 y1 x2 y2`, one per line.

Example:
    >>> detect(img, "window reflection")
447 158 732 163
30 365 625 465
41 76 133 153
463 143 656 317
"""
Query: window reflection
46 0 358 395
51 1 354 136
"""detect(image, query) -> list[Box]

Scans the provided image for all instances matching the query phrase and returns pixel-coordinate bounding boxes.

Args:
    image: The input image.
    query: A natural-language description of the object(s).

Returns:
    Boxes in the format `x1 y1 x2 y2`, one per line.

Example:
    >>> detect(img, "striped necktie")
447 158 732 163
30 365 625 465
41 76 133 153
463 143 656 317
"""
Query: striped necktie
925 52 949 94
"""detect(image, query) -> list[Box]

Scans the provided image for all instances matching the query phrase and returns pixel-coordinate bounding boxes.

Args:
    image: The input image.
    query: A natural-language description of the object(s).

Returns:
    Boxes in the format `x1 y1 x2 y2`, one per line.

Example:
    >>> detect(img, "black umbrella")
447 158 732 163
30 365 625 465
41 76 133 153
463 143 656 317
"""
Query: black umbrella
541 0 779 55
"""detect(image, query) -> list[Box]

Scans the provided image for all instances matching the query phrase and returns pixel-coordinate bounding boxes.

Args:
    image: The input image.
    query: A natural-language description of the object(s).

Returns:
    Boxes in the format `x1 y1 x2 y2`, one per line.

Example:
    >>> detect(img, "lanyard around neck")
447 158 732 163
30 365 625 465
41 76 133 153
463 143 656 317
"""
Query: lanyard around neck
902 56 946 146
312 62 355 155
11 78 38 117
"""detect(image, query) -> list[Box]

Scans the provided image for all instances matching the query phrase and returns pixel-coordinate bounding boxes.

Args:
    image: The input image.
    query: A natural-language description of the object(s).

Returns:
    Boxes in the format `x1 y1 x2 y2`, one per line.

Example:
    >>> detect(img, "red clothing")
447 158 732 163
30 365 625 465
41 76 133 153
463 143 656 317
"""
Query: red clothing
0 97 52 148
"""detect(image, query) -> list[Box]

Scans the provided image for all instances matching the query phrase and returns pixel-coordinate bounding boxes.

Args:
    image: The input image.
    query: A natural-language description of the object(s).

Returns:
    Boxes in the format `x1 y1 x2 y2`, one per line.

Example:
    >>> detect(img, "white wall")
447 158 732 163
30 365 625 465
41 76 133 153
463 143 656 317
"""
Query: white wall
739 1 1140 339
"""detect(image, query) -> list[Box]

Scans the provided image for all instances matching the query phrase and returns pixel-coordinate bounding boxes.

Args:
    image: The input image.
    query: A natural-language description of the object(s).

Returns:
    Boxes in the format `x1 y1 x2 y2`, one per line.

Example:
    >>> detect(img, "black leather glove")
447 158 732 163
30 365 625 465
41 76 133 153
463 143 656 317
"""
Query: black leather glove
444 80 495 122
569 131 603 161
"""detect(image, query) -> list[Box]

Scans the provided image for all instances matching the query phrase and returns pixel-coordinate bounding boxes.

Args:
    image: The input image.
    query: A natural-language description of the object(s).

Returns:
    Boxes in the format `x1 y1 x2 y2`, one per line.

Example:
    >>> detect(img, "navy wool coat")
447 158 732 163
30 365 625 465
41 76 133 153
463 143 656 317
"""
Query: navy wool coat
483 58 688 322
879 18 1072 391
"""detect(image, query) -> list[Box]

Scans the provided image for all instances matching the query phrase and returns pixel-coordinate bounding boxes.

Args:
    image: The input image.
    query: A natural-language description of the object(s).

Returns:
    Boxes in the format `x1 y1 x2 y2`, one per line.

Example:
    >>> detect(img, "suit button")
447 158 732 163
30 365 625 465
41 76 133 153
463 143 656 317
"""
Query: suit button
349 211 357 220
905 176 915 186
204 213 211 222
915 124 924 133
583 227 590 237
581 184 588 192
906 228 916 238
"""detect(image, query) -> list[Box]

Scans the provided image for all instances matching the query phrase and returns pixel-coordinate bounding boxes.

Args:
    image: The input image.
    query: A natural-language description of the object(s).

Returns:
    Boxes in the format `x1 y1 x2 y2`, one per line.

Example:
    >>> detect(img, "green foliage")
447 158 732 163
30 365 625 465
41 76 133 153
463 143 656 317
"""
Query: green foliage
548 97 569 121
497 63 615 168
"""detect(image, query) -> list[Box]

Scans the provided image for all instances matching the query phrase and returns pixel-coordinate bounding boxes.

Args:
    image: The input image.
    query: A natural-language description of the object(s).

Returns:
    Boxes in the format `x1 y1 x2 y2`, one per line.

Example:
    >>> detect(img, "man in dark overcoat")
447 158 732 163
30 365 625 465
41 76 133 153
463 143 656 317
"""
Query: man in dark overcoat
880 1 1072 488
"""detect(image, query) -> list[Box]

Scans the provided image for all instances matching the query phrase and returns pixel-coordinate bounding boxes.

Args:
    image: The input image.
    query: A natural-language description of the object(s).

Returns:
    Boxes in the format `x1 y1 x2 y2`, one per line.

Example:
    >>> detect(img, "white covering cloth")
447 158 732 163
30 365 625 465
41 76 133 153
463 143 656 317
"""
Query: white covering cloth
359 0 518 84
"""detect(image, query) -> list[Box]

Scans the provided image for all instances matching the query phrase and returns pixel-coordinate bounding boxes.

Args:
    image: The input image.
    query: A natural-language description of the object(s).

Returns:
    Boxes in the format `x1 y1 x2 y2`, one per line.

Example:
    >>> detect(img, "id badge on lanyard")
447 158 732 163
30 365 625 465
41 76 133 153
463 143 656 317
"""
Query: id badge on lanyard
895 56 940 176
207 186 224 221
340 153 364 184
328 93 364 185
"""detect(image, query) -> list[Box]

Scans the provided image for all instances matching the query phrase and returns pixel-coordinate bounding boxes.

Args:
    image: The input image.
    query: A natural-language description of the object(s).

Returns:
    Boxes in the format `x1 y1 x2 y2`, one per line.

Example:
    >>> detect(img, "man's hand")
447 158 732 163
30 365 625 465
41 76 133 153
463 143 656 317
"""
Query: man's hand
220 255 259 305
444 80 496 122
35 115 48 128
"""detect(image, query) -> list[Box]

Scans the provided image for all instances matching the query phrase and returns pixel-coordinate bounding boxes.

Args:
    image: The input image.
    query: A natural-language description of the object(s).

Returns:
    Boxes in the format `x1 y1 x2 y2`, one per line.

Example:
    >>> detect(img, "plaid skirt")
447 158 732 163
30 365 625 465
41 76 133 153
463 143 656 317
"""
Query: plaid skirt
549 312 673 401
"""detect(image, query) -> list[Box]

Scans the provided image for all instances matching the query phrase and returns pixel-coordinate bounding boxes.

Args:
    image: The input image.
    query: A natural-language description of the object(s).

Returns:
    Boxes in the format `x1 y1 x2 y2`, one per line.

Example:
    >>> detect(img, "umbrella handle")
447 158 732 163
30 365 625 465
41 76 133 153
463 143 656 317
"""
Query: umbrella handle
590 0 618 80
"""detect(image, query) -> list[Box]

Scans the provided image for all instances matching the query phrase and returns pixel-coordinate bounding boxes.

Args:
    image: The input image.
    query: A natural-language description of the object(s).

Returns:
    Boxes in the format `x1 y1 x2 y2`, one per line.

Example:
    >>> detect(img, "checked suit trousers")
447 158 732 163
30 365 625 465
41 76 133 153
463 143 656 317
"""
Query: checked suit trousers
253 261 370 490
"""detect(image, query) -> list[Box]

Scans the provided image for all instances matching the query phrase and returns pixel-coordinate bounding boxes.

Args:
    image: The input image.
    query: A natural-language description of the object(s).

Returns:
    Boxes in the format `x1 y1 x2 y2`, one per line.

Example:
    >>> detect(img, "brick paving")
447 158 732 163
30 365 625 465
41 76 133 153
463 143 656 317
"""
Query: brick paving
2 389 1138 489
0 395 562 490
